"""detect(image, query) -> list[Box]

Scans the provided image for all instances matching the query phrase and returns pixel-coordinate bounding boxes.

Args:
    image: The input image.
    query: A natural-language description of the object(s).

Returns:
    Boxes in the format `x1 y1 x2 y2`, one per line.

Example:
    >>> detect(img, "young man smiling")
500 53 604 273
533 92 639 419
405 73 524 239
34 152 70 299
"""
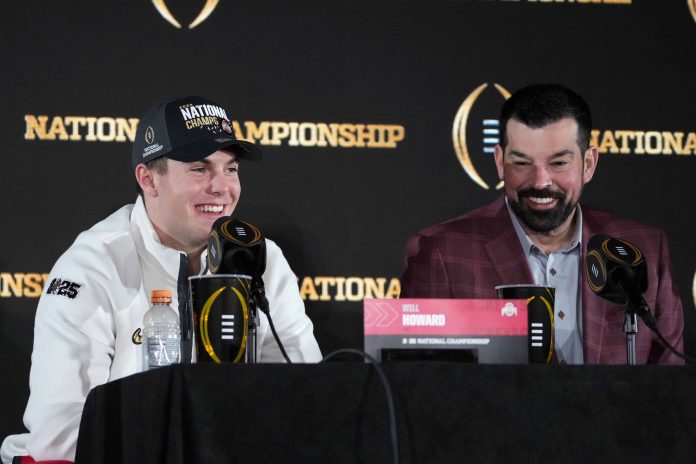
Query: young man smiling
2 96 322 464
136 150 241 275
400 84 684 365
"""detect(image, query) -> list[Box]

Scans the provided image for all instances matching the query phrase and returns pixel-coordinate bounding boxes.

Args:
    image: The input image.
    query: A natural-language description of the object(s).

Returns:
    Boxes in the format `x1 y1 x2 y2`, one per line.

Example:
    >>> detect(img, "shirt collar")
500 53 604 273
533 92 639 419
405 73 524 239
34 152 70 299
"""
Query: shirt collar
504 197 583 257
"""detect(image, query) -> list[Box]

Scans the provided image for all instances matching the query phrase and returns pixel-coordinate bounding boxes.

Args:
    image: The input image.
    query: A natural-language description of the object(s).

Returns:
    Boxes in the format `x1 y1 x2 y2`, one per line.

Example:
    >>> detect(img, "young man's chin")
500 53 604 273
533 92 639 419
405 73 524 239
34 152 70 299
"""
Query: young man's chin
190 216 219 240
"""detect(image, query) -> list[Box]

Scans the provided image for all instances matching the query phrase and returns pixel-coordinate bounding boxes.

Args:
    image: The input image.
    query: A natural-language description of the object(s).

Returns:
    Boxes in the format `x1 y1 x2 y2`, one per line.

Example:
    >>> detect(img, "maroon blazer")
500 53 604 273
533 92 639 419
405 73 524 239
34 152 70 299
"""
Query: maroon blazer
400 196 684 364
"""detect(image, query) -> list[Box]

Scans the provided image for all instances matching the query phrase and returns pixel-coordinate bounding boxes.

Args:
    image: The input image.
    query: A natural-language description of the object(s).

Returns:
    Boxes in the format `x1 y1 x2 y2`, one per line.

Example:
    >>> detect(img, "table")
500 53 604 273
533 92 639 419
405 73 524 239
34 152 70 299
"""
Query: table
75 363 696 463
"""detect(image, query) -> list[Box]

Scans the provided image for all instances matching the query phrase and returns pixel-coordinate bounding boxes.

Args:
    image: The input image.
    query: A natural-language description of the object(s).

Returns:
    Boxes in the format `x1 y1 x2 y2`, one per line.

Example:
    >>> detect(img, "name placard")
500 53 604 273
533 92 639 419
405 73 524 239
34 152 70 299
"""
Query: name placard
364 298 528 364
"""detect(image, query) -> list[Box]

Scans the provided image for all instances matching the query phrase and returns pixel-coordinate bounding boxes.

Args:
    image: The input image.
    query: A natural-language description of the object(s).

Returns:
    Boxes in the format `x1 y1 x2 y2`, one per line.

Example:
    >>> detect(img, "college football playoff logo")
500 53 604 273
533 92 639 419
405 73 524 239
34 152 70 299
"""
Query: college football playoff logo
144 126 155 145
151 0 220 29
452 83 511 190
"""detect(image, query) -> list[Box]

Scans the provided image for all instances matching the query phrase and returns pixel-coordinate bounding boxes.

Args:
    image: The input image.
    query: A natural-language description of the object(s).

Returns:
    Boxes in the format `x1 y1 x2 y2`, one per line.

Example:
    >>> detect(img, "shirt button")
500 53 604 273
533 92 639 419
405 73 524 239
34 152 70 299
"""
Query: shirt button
550 268 557 276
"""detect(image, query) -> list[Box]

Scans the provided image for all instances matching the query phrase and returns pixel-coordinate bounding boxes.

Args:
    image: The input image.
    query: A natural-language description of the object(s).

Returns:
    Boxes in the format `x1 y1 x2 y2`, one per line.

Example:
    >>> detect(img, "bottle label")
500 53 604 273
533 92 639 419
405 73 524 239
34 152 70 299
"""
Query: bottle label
146 336 181 368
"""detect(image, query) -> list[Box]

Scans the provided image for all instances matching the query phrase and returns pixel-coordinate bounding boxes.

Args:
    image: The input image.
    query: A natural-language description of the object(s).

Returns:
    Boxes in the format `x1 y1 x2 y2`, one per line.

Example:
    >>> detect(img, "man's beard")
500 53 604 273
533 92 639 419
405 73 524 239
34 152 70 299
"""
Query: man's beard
509 187 578 233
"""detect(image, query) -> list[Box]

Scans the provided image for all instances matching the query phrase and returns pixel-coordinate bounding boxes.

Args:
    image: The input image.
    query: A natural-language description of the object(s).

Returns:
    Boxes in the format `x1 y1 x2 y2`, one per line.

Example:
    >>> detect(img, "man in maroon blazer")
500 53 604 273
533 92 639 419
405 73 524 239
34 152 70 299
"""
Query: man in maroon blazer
400 84 684 364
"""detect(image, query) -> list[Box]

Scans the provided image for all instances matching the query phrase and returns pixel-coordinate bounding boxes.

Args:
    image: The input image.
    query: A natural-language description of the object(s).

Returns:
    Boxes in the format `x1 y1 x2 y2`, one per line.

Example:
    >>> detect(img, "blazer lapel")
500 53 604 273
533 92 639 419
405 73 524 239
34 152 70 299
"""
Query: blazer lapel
581 208 610 364
484 200 534 286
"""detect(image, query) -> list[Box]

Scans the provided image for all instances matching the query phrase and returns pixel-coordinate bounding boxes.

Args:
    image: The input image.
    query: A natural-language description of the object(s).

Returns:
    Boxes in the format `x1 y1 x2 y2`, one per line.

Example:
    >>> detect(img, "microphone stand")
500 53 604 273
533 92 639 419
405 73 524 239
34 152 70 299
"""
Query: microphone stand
617 279 649 366
248 279 293 363
246 299 259 364
623 312 638 366
246 278 268 364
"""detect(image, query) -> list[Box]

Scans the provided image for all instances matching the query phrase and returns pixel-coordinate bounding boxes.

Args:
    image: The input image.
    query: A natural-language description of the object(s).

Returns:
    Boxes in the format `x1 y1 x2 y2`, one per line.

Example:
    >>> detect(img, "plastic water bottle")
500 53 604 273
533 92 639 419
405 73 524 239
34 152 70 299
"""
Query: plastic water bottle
142 290 181 370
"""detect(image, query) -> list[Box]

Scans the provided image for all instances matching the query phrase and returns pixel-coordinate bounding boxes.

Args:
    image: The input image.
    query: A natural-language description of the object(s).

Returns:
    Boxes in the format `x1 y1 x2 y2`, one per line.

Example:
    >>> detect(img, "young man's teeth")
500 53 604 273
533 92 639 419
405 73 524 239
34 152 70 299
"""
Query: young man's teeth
198 205 223 213
530 197 553 204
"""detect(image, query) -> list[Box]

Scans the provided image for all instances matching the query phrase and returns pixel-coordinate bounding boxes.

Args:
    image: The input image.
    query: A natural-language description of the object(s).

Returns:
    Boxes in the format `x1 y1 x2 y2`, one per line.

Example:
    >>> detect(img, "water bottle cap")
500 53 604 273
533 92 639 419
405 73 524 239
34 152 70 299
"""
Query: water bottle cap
151 290 172 303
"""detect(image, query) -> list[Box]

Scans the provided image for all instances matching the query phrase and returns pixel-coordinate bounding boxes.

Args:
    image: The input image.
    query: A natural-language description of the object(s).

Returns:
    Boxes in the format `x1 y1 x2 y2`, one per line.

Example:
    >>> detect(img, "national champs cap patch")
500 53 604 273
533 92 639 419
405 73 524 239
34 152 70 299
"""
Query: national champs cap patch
131 96 262 169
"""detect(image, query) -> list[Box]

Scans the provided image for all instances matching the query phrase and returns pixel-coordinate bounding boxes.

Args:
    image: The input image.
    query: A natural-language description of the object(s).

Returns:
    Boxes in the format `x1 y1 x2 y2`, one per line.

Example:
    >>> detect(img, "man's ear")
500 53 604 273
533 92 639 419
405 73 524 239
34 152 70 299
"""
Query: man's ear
135 164 158 197
494 144 505 181
582 145 599 184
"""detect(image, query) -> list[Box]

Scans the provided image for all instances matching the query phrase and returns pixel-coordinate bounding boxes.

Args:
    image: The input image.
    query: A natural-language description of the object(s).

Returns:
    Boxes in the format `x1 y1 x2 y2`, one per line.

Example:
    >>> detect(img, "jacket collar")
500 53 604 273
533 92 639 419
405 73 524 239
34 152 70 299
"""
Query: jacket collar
130 196 209 277
580 206 617 364
129 196 183 282
483 196 534 286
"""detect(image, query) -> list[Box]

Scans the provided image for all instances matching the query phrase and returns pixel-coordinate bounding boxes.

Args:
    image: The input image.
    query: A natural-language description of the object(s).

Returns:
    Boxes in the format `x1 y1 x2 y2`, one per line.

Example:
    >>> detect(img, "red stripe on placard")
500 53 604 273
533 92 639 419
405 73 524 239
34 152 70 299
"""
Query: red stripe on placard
16 457 73 464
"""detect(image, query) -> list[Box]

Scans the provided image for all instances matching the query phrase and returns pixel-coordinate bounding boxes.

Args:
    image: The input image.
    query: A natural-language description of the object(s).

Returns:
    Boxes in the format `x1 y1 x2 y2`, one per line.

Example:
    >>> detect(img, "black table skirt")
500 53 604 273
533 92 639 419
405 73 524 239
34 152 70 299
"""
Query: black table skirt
75 363 696 464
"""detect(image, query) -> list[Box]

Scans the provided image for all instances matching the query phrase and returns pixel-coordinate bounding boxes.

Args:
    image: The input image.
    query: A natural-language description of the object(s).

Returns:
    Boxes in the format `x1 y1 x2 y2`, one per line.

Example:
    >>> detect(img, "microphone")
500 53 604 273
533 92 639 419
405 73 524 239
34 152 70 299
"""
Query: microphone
206 216 271 318
207 217 266 279
206 217 292 363
584 234 656 329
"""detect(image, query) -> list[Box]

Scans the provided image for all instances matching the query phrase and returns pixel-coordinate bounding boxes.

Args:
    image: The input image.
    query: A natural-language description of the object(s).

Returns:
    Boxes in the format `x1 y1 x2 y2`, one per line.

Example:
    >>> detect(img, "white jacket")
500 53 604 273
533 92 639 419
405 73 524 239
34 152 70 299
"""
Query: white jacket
1 197 322 463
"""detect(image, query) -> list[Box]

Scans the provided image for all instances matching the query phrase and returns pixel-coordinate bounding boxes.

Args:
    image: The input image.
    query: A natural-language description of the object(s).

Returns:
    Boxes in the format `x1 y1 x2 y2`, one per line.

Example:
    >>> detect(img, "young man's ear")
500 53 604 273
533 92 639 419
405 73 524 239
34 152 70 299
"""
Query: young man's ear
135 164 158 197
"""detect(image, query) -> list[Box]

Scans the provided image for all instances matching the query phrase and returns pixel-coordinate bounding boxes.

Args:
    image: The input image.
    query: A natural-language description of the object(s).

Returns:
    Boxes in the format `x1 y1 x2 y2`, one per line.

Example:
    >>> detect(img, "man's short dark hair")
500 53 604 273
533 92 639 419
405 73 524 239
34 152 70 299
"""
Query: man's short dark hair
499 83 592 152
135 156 168 196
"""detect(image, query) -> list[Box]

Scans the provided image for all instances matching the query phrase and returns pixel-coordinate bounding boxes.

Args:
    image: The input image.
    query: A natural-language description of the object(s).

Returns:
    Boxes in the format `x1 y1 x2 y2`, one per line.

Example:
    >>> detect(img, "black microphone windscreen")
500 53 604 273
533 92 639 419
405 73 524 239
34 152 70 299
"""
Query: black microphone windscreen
207 217 267 277
585 234 648 305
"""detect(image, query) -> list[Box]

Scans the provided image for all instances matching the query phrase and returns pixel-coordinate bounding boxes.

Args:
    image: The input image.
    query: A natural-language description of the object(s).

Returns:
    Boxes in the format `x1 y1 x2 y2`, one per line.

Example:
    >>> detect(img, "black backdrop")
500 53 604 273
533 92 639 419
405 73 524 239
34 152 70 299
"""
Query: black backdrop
1 0 695 440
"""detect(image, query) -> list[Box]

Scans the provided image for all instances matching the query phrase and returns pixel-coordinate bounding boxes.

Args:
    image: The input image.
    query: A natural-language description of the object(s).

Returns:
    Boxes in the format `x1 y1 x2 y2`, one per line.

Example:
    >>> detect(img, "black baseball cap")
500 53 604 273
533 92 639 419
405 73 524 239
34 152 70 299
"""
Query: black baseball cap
132 96 262 169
